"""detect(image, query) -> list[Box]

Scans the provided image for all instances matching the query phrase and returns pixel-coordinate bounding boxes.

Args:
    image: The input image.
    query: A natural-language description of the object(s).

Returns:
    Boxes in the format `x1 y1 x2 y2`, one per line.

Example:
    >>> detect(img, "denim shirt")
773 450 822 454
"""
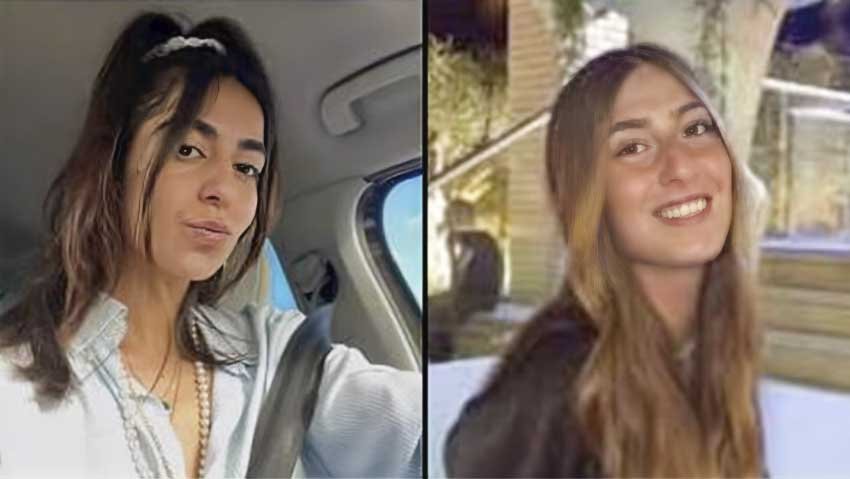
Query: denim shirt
0 294 422 478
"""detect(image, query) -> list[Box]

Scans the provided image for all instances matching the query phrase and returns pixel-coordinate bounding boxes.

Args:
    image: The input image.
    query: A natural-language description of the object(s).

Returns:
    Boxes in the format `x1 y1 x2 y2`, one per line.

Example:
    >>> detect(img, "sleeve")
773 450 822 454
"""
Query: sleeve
301 345 422 478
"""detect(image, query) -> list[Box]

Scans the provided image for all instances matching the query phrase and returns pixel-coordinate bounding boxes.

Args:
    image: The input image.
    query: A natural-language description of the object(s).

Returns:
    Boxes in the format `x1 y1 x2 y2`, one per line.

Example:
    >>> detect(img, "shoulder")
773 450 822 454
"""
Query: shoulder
201 302 305 335
193 302 306 361
0 346 83 450
490 298 597 391
241 303 307 359
444 298 598 477
0 348 88 472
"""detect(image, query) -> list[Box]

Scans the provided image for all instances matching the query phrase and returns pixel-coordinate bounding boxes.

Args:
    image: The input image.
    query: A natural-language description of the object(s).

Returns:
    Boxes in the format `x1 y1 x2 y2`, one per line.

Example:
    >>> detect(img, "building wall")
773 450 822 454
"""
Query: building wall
505 0 564 304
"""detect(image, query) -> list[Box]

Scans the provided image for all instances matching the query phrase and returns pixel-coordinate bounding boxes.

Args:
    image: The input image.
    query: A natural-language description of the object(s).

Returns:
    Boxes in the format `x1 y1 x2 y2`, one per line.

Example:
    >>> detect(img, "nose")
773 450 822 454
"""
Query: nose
658 140 697 186
199 156 236 207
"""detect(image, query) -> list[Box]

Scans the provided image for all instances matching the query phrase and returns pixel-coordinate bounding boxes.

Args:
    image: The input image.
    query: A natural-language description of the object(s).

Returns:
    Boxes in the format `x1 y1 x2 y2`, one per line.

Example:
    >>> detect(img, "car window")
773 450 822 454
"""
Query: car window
264 241 298 312
382 173 423 309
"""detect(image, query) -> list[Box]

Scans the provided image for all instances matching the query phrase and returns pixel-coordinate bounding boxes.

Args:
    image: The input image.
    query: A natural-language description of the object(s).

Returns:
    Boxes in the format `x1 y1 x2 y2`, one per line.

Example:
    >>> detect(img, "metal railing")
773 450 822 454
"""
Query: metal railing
428 107 550 192
429 78 850 193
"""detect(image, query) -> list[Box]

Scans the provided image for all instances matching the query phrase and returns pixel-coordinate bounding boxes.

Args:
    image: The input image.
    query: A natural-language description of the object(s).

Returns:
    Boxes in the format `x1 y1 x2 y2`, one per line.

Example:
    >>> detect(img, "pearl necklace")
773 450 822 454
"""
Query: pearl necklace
191 319 212 478
115 318 212 478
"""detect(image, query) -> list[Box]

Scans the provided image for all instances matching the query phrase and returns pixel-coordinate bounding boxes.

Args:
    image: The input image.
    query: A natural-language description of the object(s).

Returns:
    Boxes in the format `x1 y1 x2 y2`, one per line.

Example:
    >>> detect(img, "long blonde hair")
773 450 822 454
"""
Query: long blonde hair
543 43 768 477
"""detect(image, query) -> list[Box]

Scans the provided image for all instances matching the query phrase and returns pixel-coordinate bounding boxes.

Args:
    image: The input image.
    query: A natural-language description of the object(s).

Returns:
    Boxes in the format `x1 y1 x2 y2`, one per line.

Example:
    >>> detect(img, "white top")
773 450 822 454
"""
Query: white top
0 294 422 478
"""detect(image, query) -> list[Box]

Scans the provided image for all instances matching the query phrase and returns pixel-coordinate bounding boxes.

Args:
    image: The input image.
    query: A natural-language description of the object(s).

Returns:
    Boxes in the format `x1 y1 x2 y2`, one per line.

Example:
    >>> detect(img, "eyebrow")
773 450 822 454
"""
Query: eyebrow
608 100 706 137
192 119 266 157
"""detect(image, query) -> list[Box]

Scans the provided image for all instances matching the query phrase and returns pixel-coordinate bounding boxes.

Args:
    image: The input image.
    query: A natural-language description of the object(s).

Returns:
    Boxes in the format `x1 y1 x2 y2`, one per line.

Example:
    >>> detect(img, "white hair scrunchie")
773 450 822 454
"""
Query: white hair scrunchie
141 35 226 63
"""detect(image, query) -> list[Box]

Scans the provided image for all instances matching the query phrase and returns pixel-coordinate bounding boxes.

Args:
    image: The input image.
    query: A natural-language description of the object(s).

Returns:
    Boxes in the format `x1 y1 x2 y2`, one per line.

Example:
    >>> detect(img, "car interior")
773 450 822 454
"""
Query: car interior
0 1 422 372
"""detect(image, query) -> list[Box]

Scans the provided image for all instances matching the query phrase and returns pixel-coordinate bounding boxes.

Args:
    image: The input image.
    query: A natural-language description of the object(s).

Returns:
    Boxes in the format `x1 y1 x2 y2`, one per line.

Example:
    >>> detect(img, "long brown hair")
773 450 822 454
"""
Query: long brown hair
540 43 768 477
0 12 281 401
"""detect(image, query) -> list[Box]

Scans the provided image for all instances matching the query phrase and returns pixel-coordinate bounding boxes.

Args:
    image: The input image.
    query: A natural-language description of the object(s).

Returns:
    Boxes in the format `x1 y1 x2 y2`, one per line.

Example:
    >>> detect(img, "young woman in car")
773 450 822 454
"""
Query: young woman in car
0 12 420 478
445 44 769 478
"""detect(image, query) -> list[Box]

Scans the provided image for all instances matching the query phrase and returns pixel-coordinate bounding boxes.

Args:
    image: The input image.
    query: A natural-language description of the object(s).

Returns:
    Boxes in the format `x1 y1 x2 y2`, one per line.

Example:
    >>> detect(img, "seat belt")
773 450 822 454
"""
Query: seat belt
246 304 333 478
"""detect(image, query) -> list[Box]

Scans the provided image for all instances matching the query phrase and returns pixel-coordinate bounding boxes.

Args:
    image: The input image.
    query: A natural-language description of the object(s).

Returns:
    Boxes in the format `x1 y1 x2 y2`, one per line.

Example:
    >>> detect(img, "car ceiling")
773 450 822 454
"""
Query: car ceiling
0 0 422 284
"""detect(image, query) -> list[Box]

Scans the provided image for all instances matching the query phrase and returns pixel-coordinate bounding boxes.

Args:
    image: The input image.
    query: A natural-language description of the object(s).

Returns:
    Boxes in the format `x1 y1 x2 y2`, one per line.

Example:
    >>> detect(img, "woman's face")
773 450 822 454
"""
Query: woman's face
602 63 732 270
123 76 266 281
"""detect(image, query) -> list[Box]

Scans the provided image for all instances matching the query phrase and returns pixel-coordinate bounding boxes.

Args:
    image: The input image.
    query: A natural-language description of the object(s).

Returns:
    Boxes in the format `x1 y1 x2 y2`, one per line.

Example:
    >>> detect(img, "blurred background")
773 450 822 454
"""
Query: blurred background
427 0 849 477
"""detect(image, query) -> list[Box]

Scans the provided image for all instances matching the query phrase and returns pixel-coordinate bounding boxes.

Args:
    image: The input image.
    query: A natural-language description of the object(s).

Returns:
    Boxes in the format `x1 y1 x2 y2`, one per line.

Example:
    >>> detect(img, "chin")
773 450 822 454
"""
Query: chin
161 260 224 283
190 266 225 282
664 243 725 267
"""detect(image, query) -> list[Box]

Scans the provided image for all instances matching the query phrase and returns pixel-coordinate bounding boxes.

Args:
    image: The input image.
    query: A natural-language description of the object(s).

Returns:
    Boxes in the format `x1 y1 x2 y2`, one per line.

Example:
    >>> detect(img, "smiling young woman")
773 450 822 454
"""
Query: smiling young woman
445 44 769 478
0 12 420 478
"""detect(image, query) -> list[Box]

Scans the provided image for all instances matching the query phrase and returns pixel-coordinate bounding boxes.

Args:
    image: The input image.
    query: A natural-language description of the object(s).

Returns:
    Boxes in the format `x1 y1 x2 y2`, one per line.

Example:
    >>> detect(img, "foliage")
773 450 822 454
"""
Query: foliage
427 35 508 177
427 35 509 293
549 0 587 67
427 34 509 233
551 0 585 44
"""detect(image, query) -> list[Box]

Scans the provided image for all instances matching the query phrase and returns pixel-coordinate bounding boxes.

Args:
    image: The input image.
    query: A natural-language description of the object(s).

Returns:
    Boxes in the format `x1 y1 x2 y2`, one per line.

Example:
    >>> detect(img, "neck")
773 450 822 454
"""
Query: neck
111 254 190 362
631 263 704 345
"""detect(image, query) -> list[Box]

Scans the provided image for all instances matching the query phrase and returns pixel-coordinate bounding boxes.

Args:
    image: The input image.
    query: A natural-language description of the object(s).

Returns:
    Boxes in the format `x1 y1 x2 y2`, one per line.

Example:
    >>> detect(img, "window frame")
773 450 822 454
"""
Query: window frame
357 158 423 355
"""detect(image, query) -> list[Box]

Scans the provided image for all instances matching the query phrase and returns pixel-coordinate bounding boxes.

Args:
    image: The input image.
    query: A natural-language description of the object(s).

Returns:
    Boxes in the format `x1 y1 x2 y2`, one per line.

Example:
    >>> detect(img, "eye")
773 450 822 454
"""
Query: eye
616 142 648 157
683 120 716 137
176 144 205 159
234 163 261 178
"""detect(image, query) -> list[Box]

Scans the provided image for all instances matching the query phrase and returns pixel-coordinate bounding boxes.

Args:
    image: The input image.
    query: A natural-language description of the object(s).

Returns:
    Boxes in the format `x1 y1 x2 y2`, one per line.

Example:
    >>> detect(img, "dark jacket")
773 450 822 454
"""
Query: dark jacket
444 299 603 478
444 299 772 479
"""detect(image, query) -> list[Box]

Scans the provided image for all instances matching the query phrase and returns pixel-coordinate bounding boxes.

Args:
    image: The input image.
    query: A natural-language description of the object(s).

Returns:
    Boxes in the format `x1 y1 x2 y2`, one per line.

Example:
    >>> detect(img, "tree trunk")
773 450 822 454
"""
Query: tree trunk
611 0 787 164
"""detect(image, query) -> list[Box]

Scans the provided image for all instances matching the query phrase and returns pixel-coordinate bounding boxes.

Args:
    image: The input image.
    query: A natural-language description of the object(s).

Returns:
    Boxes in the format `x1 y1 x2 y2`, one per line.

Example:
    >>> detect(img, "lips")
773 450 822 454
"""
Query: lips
183 219 232 246
184 219 231 235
